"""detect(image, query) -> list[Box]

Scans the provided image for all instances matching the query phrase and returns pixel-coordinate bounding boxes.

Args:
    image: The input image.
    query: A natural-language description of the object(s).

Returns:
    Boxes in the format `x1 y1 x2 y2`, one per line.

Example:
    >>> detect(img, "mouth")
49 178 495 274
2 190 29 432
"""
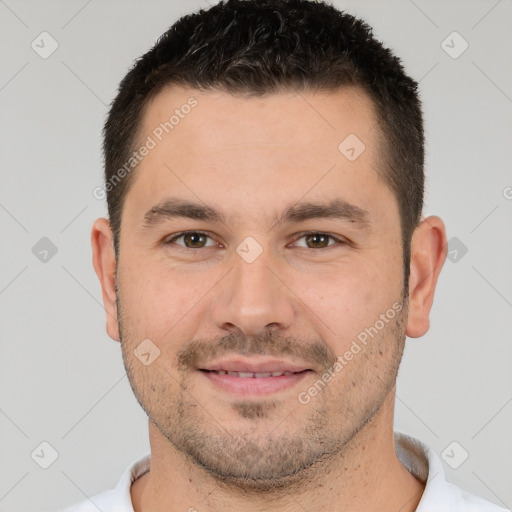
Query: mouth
198 358 313 396
201 369 304 378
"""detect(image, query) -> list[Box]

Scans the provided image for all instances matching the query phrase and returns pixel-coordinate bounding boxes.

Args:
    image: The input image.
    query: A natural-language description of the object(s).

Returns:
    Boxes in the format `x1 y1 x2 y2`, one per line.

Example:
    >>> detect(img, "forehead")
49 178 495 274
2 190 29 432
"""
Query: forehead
123 85 396 229
140 85 378 160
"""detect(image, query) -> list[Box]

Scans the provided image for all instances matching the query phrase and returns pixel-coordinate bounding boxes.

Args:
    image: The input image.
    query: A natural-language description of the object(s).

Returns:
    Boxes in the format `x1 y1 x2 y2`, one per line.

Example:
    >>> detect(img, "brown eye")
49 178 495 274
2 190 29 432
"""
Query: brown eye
165 231 216 249
305 233 331 248
292 232 341 249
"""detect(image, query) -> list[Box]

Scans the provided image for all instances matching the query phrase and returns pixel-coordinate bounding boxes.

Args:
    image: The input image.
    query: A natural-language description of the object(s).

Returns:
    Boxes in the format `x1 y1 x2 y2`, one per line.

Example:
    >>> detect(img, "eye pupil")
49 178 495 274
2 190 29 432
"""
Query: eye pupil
306 234 329 248
184 233 206 248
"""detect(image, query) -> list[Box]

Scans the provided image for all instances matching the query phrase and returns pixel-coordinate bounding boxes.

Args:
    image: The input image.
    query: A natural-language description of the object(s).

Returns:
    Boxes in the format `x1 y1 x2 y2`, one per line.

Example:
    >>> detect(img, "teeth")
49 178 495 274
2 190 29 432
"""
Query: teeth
211 370 296 378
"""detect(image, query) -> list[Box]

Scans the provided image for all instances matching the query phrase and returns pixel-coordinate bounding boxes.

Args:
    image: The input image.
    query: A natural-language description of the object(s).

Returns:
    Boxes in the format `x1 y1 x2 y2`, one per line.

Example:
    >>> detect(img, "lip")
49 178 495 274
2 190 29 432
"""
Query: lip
199 357 310 374
200 369 312 396
198 357 313 396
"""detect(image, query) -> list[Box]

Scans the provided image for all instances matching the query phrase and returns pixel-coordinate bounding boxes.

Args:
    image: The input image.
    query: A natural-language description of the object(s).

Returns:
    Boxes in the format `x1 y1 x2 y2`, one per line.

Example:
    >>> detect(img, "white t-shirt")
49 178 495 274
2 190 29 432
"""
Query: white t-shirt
60 432 509 512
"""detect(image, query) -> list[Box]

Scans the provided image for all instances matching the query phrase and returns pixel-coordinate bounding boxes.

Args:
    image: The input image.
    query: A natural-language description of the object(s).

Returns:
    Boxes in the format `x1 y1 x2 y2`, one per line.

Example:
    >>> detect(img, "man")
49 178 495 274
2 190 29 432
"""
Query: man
62 0 508 510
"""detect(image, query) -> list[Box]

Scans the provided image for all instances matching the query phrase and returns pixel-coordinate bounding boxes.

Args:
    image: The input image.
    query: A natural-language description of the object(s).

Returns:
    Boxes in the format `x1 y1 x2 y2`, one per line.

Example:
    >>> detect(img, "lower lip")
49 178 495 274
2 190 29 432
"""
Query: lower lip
200 370 312 396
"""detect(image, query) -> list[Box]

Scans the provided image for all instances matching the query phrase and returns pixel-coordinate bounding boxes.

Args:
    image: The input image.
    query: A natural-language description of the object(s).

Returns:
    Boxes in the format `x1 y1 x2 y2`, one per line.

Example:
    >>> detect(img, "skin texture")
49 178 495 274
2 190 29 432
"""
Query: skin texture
92 85 446 512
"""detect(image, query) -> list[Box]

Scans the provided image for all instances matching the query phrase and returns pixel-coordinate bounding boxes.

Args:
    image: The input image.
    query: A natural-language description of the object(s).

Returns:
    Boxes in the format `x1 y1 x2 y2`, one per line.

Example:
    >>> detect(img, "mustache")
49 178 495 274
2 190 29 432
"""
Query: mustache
176 331 338 372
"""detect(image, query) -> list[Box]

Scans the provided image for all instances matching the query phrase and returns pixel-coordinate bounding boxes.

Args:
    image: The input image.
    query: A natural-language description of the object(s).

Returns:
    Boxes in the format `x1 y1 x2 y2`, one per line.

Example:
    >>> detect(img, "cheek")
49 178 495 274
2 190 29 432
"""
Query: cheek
118 259 218 340
300 253 403 353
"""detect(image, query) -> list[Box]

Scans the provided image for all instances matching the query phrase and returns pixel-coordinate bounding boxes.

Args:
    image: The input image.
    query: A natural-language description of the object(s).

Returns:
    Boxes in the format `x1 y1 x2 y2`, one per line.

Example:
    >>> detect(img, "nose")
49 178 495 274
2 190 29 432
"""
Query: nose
209 247 296 338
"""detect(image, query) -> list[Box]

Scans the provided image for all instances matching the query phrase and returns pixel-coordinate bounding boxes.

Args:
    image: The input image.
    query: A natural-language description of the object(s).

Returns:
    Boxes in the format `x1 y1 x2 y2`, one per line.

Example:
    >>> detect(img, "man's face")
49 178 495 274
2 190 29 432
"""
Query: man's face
113 86 407 486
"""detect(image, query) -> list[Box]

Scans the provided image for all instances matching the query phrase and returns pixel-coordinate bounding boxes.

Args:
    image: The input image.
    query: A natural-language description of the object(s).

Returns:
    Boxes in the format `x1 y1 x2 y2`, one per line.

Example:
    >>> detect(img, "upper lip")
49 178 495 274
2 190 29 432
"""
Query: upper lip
199 357 311 373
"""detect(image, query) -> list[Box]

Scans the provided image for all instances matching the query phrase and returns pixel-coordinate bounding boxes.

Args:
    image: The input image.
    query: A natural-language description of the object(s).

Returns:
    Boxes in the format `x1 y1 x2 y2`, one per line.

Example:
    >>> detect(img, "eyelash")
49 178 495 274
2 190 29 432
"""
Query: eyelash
164 230 347 250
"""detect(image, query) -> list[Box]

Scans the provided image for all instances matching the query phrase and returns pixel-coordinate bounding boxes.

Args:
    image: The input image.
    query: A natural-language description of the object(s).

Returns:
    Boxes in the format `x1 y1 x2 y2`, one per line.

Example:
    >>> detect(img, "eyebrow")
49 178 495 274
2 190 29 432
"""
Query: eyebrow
141 197 370 230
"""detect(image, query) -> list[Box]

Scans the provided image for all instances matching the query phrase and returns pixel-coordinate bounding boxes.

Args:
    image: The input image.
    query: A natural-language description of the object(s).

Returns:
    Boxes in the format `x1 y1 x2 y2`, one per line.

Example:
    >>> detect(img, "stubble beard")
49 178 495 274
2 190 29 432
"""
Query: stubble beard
116 289 407 493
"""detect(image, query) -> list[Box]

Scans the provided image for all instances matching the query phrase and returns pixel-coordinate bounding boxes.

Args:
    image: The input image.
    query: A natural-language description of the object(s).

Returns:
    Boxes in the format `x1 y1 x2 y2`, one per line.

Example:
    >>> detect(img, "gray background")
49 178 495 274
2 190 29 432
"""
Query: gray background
0 0 511 510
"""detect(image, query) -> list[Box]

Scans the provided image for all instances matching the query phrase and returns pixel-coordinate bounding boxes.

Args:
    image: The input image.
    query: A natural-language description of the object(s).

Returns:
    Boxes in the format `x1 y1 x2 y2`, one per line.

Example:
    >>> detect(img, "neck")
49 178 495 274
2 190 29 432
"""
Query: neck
132 392 425 512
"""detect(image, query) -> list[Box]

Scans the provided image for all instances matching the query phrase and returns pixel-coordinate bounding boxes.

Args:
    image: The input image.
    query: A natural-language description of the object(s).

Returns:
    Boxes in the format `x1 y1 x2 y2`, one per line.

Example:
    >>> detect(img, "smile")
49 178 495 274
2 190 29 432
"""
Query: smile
199 368 312 396
202 369 301 378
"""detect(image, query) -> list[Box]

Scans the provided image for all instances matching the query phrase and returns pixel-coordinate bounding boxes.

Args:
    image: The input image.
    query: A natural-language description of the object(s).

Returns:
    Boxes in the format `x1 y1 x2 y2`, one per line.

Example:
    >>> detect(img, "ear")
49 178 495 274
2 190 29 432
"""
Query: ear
91 218 120 342
406 215 447 338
